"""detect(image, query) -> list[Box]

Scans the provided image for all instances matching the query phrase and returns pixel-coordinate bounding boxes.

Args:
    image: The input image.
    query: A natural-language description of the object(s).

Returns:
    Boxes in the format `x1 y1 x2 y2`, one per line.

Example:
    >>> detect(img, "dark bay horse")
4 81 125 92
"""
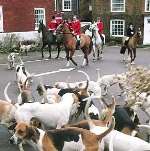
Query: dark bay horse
38 21 63 59
56 22 93 67
120 29 141 64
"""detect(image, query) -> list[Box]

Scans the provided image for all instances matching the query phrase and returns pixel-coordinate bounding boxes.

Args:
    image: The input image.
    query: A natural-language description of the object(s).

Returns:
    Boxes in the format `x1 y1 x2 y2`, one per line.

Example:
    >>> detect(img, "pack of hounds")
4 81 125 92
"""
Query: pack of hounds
1 54 150 151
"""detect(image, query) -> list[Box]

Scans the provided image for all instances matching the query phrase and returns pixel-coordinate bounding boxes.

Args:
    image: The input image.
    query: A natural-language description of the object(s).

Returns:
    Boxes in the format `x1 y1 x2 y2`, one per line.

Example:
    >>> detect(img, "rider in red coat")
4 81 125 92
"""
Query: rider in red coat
66 18 73 32
71 16 81 36
71 15 81 49
55 13 63 25
48 16 58 32
96 17 104 43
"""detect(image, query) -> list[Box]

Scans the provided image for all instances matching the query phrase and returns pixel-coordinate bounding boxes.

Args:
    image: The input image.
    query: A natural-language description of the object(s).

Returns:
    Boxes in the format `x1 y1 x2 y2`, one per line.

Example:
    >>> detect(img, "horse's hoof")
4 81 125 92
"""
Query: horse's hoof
92 58 96 62
131 62 135 65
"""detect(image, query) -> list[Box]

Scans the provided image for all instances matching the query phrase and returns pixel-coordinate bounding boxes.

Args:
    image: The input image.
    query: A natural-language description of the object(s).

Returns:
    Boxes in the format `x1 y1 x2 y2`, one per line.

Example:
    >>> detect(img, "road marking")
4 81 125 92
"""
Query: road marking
0 54 83 66
34 68 75 77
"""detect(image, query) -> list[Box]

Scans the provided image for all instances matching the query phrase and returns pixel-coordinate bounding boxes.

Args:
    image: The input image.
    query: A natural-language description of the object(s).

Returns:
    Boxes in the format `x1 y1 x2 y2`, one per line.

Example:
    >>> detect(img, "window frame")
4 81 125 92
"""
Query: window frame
54 0 57 11
145 0 150 12
0 6 3 32
34 8 46 30
62 0 72 11
111 0 125 12
110 19 125 37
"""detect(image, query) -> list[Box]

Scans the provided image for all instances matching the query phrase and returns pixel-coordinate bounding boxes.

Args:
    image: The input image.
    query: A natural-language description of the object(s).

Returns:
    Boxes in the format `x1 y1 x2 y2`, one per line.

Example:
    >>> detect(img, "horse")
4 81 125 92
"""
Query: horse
38 21 63 59
56 22 93 67
89 23 105 60
120 28 142 64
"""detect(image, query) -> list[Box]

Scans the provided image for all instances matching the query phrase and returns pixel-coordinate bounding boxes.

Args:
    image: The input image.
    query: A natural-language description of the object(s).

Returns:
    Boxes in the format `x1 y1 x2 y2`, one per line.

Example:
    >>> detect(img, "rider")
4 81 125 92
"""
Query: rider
124 23 135 45
96 17 104 44
48 16 58 36
55 12 63 25
71 15 81 49
67 18 73 32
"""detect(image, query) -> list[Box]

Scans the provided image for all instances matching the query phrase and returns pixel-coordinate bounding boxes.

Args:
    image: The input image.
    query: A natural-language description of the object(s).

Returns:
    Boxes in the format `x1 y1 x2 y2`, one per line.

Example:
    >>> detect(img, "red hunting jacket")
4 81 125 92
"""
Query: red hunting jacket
71 20 81 35
48 19 58 32
55 16 63 25
97 21 104 34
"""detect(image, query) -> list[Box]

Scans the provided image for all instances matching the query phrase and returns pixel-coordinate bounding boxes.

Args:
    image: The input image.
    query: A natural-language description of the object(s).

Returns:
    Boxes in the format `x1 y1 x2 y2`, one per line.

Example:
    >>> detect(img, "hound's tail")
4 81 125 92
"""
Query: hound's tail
137 124 150 129
4 82 12 103
78 70 90 82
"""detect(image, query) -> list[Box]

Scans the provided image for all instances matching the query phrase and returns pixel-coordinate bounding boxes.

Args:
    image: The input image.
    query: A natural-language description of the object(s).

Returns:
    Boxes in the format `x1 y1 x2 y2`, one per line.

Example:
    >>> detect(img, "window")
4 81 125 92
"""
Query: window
34 8 46 30
62 0 72 11
110 19 125 37
111 0 125 12
145 0 150 12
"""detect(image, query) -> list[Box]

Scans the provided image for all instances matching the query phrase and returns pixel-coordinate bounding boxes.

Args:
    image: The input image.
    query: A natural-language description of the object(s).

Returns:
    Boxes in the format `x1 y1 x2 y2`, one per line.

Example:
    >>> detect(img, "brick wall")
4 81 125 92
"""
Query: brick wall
0 0 54 32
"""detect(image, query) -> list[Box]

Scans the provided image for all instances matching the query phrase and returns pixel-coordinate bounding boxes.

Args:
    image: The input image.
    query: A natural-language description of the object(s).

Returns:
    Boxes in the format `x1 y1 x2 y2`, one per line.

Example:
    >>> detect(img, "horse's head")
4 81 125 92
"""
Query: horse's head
90 23 99 36
137 27 142 38
38 20 44 33
56 23 64 33
132 28 142 43
56 21 70 34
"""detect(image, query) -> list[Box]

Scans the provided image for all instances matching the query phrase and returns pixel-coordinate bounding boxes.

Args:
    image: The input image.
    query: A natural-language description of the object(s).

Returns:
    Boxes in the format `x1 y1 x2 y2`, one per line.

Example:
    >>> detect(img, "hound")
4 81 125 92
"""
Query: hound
17 77 34 105
16 61 33 92
36 83 61 104
0 82 17 128
9 115 114 151
7 52 19 69
84 97 150 151
14 81 89 129
19 41 36 56
96 69 127 95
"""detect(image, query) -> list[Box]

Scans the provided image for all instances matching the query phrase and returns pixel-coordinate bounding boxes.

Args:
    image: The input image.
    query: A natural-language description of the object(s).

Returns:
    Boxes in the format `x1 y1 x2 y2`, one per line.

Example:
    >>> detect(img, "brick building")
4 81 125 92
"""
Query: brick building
0 0 55 32
54 0 79 19
80 0 150 44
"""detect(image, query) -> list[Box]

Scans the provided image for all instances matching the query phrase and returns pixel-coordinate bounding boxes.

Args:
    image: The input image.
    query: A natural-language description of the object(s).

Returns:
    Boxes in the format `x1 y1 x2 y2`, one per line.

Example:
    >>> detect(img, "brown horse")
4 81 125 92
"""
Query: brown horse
56 22 93 67
120 29 141 64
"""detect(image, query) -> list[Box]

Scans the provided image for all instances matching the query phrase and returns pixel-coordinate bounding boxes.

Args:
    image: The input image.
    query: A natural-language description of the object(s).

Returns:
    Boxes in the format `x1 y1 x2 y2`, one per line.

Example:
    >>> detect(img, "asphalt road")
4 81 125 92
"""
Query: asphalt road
0 46 150 151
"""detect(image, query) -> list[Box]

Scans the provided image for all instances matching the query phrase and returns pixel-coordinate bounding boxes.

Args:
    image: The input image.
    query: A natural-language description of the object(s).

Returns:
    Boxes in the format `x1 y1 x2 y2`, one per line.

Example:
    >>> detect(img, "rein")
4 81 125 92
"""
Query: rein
56 31 76 37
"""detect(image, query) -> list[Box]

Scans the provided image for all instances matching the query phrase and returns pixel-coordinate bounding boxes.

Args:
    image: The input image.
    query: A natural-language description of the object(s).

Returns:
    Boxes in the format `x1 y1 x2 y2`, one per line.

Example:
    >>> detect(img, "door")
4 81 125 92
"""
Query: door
143 16 150 45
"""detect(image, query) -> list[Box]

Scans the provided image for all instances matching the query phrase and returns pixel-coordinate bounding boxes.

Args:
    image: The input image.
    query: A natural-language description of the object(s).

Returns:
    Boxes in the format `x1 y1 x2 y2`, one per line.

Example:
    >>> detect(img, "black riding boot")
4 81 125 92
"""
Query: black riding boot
76 40 80 50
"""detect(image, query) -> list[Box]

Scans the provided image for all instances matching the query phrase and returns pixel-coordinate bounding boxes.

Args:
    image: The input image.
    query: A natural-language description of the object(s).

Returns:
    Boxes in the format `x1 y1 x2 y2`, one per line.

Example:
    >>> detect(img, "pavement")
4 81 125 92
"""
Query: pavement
0 46 150 151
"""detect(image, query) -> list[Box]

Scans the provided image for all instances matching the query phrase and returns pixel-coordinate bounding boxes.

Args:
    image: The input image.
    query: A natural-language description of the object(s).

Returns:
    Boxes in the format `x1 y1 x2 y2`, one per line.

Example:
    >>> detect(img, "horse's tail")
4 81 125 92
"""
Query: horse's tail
120 46 126 54
89 39 93 54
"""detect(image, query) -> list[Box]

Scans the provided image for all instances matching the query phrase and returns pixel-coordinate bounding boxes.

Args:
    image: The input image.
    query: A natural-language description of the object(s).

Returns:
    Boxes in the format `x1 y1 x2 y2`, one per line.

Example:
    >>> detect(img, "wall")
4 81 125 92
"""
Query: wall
0 0 54 32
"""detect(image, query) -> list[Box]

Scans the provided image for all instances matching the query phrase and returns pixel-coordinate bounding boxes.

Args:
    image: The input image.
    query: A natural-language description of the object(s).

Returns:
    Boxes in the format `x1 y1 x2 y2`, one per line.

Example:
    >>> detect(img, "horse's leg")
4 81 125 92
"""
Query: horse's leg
97 47 100 60
66 49 70 67
82 48 88 66
55 44 61 59
129 48 133 64
131 48 136 64
93 44 96 61
82 55 88 66
41 44 46 58
48 44 51 59
126 48 131 62
70 50 77 66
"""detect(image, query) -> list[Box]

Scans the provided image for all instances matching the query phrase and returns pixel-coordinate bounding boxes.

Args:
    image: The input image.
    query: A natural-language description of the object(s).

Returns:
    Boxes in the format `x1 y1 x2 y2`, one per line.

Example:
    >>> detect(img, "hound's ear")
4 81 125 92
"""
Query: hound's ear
26 126 40 143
